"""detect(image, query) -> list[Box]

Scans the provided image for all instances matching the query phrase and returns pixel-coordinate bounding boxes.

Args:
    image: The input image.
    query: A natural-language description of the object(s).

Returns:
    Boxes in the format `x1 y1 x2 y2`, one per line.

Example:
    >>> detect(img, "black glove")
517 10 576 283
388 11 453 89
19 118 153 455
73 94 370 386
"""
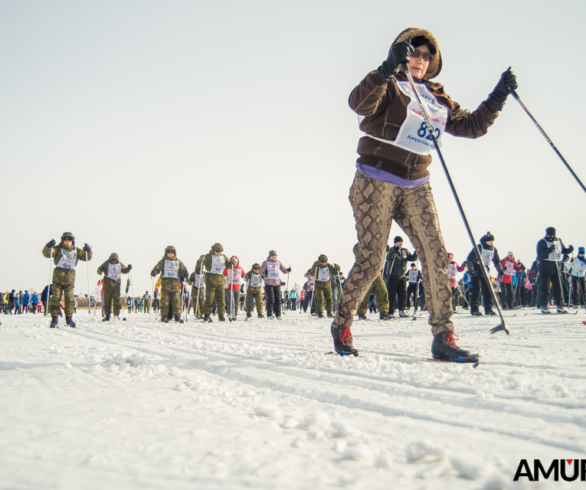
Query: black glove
287 267 291 273
83 243 92 252
548 245 556 254
377 40 414 83
127 264 132 271
150 271 156 278
46 239 56 248
486 67 518 112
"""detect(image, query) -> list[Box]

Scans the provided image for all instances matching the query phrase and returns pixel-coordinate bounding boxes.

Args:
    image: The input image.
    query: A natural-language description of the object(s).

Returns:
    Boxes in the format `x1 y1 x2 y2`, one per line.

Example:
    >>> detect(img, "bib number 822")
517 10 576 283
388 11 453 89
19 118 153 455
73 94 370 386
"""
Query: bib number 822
417 122 441 141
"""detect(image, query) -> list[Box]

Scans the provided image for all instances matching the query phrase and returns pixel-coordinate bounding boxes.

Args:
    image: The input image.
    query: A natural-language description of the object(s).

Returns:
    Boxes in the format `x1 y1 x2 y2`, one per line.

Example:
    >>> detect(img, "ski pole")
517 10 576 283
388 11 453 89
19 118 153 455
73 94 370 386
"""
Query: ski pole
129 270 136 320
511 90 586 195
85 251 92 321
150 277 154 321
401 63 509 334
46 247 53 317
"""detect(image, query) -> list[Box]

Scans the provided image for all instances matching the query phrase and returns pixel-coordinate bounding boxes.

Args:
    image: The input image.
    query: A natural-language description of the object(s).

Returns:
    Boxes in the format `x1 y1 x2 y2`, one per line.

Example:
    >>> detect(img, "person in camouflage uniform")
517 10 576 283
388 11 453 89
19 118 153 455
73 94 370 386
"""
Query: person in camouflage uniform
42 232 92 328
96 253 131 321
198 243 234 322
244 263 265 319
187 266 206 318
143 291 151 313
353 243 390 320
150 245 188 323
309 254 340 318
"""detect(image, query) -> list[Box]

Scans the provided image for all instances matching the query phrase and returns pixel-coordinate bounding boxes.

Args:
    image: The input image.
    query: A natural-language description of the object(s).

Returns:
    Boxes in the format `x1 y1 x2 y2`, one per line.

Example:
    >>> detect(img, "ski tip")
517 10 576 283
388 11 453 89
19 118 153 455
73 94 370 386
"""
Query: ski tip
490 323 510 335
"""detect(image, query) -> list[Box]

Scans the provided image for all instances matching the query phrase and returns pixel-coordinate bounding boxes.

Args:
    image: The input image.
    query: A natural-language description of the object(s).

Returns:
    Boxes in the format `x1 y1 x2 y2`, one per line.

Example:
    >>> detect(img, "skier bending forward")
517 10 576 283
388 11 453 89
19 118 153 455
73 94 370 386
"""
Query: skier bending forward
331 27 517 360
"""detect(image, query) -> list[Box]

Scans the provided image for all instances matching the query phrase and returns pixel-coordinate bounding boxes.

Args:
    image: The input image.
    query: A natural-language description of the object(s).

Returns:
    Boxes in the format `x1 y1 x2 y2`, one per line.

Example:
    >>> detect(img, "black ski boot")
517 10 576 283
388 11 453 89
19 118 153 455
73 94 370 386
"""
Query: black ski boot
102 315 111 322
66 316 76 328
174 315 184 324
317 312 324 318
203 315 212 323
50 316 58 328
471 309 482 316
246 313 252 320
162 317 170 323
431 332 476 361
557 307 568 314
326 311 334 318
330 321 358 355
258 314 264 319
358 314 367 320
218 315 226 322
379 312 392 321
485 309 497 316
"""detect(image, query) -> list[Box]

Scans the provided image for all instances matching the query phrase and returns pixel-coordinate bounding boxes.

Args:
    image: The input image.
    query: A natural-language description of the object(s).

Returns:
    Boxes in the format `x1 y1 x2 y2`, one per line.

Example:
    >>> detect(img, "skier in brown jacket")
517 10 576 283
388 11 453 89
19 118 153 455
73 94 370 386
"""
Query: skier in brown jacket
332 27 517 360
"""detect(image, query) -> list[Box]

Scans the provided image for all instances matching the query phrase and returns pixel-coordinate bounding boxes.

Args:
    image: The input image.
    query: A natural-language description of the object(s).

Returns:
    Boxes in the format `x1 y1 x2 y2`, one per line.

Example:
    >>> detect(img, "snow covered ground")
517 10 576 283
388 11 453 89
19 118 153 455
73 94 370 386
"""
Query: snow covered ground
1 309 586 490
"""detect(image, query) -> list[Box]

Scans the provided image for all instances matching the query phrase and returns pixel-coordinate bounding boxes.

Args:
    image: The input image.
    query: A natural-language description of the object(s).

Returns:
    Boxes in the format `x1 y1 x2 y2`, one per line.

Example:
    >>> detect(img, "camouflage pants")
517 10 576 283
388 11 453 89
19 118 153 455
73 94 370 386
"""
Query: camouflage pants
189 287 205 316
357 275 389 316
103 286 122 316
144 299 150 313
315 281 333 313
49 276 75 316
246 286 263 315
202 274 226 316
160 288 181 318
335 171 453 335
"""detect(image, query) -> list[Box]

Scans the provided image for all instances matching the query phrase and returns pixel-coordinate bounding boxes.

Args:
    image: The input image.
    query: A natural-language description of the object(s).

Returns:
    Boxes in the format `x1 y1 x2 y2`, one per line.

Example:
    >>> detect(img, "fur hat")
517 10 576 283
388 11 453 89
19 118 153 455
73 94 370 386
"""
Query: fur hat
61 232 75 243
268 250 277 257
481 232 495 243
252 263 261 270
394 236 403 244
212 243 224 253
165 245 176 255
109 253 119 262
318 254 328 263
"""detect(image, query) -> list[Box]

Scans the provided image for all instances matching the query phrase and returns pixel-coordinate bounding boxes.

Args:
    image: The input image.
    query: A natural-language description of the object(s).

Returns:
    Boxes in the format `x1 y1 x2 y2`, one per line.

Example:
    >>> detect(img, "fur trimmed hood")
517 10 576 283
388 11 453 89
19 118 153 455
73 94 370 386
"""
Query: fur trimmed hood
393 28 442 80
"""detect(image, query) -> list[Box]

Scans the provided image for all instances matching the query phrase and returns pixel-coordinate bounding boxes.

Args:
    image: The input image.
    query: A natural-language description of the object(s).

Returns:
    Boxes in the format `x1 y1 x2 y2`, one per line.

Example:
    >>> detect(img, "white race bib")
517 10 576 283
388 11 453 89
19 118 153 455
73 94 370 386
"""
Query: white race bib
227 268 241 286
545 239 562 261
481 249 494 267
250 273 262 288
576 260 586 274
308 276 315 292
408 270 419 283
266 261 280 280
211 255 224 274
391 81 448 155
57 249 76 270
193 274 205 288
448 263 458 279
317 267 330 282
163 260 179 279
107 263 121 280
504 261 515 276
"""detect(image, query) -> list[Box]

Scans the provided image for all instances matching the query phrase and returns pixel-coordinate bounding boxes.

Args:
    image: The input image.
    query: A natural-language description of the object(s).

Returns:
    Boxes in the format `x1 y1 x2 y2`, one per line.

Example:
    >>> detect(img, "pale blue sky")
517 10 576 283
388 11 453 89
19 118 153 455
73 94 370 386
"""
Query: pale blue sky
1 0 585 295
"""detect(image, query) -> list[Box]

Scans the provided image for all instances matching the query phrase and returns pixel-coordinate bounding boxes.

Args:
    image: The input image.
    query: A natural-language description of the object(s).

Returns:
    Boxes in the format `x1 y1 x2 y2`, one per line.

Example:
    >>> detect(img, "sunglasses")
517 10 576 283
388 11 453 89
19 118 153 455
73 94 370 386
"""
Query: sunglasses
410 49 433 62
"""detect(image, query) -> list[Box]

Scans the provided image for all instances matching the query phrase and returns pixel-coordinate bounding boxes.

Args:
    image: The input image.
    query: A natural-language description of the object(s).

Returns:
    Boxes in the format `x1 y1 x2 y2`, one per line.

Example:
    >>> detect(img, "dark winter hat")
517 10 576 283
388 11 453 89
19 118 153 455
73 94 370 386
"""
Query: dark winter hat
545 227 556 237
165 245 176 254
269 250 277 257
252 263 261 270
318 254 328 263
394 236 403 244
212 243 224 253
411 35 437 55
109 253 119 262
61 232 74 242
481 232 495 243
579 247 585 254
410 263 416 267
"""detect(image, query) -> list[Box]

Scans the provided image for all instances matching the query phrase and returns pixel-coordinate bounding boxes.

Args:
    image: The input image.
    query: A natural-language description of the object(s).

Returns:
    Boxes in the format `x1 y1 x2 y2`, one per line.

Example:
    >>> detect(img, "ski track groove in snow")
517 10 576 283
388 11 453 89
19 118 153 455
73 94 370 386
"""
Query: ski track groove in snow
2 311 586 489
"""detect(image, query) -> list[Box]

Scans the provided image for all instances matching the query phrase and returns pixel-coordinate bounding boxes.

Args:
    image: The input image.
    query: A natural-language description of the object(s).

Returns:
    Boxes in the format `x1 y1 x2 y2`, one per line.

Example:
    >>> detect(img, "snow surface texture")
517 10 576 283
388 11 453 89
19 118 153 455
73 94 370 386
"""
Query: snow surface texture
1 310 585 490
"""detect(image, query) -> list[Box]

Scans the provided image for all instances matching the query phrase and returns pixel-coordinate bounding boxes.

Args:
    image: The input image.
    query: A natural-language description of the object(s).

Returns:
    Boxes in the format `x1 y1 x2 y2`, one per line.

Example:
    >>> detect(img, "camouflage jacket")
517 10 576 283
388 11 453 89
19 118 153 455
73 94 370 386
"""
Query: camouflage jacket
151 258 188 284
97 260 131 286
197 251 231 274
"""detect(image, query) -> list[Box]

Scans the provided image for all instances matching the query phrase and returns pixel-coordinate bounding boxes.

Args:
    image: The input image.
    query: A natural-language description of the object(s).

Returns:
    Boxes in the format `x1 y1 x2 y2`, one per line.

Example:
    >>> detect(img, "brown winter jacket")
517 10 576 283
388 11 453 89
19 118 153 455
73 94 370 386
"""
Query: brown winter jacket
349 28 499 181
